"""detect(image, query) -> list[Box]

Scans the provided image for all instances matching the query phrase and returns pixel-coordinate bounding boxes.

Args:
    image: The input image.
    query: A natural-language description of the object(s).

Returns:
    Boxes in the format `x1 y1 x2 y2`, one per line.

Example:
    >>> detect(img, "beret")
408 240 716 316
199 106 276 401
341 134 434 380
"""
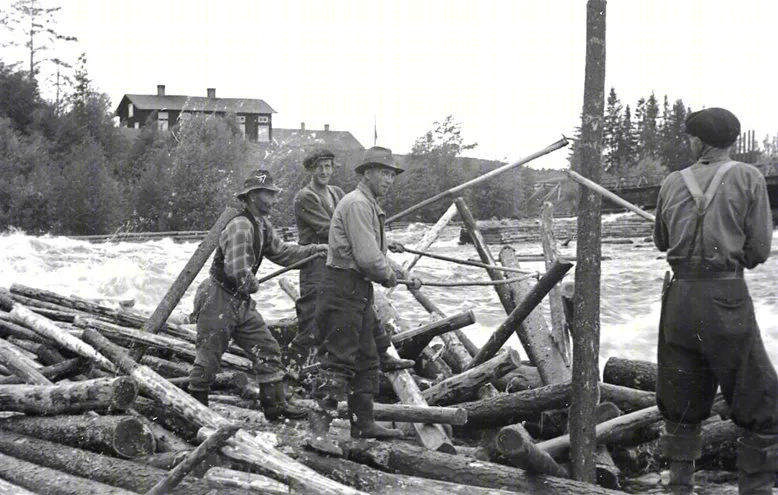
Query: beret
685 107 740 148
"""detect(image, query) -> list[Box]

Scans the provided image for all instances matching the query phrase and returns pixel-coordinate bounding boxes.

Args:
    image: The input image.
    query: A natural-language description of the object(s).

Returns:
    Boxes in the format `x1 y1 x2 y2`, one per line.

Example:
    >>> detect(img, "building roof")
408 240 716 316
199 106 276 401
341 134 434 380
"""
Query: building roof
271 128 364 150
119 94 276 114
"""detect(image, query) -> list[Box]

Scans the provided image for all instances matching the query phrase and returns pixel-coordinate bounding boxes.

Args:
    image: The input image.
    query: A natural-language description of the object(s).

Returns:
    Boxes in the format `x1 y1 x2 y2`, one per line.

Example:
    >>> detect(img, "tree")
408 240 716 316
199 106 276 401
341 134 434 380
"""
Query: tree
603 87 623 174
636 92 660 159
659 99 692 172
0 61 41 132
0 0 77 81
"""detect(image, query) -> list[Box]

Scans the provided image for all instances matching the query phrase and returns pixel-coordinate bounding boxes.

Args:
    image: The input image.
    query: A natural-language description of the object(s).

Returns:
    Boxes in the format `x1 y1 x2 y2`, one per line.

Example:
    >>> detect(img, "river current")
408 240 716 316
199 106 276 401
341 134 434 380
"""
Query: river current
2 219 777 370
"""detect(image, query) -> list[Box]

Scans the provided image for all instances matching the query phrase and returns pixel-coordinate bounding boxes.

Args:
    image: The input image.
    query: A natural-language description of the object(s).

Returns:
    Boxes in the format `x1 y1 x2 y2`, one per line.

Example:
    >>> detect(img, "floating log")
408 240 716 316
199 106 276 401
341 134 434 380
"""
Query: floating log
205 466 290 494
0 357 90 385
0 414 155 458
0 292 116 372
0 450 138 495
146 423 241 495
0 376 137 415
422 349 520 406
602 356 657 392
495 421 569 477
81 327 368 495
0 337 52 385
344 439 624 495
0 430 244 495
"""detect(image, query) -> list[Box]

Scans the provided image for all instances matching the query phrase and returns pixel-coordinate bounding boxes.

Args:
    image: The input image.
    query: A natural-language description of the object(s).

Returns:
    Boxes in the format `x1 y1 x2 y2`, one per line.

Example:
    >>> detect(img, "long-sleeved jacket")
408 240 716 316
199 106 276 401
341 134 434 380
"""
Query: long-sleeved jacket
326 182 394 283
654 159 772 270
294 183 346 245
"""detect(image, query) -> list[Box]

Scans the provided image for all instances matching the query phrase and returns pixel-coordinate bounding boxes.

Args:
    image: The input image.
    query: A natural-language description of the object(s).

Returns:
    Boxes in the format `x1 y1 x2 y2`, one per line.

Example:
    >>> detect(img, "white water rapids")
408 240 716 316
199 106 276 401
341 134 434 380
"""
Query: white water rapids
2 220 777 370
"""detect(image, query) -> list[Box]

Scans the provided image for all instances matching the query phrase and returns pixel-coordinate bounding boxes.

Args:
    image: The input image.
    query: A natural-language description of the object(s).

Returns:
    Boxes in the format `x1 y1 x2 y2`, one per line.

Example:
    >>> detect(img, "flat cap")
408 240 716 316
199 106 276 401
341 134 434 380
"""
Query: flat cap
685 107 740 148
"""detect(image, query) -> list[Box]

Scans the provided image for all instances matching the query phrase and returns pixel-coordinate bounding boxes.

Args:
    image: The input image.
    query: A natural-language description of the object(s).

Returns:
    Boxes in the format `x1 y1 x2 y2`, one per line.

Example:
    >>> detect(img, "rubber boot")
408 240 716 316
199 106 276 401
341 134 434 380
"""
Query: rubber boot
190 389 209 407
660 421 702 494
260 381 307 421
349 393 403 439
737 433 778 495
379 352 415 372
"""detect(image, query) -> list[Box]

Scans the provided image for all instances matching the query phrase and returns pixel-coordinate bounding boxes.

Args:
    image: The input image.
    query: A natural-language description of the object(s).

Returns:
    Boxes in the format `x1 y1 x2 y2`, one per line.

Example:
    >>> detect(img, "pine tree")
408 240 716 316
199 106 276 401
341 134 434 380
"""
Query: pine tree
603 87 623 174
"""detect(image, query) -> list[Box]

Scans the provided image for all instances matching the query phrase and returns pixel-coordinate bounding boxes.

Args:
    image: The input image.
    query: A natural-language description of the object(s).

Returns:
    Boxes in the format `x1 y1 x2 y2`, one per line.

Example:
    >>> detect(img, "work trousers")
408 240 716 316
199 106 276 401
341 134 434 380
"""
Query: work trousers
657 275 778 434
291 255 326 351
316 266 389 395
189 278 284 392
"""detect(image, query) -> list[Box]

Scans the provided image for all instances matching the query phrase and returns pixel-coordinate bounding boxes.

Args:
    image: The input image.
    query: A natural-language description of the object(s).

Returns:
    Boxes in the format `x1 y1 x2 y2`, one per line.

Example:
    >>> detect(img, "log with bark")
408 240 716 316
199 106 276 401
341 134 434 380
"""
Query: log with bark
296 399 468 425
0 450 138 495
0 356 91 385
0 477 36 495
0 376 137 415
0 337 52 385
422 348 520 406
6 335 68 365
0 413 155 458
204 466 290 494
343 439 625 495
602 356 657 392
0 312 46 342
81 327 369 495
0 430 247 495
540 202 572 367
0 292 117 372
494 421 569 477
392 310 475 360
494 363 543 391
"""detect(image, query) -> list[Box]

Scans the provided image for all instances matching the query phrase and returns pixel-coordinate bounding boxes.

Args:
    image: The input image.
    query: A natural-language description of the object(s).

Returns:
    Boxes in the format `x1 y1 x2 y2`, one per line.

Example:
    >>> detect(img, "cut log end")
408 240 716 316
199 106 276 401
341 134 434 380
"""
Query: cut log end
114 417 156 458
111 375 139 410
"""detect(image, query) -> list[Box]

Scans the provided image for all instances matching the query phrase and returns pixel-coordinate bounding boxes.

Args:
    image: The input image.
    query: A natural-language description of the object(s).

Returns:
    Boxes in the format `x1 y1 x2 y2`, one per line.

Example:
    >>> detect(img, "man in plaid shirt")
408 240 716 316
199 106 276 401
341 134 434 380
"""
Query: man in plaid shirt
188 169 326 420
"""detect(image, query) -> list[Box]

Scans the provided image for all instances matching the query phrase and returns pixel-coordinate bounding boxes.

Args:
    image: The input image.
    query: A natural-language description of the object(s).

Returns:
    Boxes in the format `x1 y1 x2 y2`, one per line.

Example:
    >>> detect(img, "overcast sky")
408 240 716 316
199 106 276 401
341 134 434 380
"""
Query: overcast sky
3 0 777 168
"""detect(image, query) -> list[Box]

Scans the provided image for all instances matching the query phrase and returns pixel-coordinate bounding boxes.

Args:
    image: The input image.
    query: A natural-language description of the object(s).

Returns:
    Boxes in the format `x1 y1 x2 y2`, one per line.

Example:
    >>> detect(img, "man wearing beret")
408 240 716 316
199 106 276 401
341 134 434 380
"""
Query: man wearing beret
188 169 327 420
312 146 419 439
653 108 778 494
289 149 415 375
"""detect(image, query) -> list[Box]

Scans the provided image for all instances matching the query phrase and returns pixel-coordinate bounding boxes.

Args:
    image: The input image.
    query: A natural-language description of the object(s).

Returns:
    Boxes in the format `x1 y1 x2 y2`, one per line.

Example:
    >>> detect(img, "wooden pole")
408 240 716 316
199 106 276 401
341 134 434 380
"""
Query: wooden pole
387 138 569 224
395 246 533 274
131 206 239 361
540 202 571 366
570 0 607 483
564 169 654 222
254 252 323 285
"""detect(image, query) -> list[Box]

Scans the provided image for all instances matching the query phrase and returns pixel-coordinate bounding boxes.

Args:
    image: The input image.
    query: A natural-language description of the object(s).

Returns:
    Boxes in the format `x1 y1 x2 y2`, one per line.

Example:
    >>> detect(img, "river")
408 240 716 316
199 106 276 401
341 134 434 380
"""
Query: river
2 219 777 370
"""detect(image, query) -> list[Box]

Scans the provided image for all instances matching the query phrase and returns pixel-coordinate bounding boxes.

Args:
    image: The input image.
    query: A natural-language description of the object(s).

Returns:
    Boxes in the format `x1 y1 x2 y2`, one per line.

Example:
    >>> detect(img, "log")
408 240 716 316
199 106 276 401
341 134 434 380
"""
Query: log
0 451 138 495
0 337 52 385
0 312 46 341
205 467 290 494
466 260 574 374
131 206 241 361
0 376 137 414
373 292 455 453
169 370 249 391
0 477 36 495
461 381 655 427
0 292 117 372
210 402 267 427
422 348 520 406
0 414 155 458
602 356 657 392
141 354 191 377
133 450 192 470
495 421 569 477
391 310 475 345
81 327 368 495
540 201 571 366
6 336 68 365
146 423 241 495
0 429 245 495
0 356 91 384
133 396 200 444
344 439 625 495
278 277 299 301
496 364 543 392
296 399 467 425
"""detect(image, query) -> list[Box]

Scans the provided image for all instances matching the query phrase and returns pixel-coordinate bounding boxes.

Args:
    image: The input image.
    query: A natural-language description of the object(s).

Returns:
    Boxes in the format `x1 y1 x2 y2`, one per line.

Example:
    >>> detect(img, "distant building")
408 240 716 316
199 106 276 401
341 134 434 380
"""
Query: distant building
269 122 364 151
114 84 276 142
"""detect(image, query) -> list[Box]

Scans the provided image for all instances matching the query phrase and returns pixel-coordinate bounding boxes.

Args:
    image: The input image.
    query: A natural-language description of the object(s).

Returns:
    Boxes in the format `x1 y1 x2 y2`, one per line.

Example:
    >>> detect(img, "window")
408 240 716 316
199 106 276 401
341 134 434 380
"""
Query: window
258 115 269 124
158 111 168 131
128 103 133 118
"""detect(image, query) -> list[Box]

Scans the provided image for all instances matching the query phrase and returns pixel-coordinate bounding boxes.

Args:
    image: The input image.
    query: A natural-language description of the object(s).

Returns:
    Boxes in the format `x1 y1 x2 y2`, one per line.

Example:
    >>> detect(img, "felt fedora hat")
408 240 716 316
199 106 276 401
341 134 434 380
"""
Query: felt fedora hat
354 146 404 175
236 169 281 199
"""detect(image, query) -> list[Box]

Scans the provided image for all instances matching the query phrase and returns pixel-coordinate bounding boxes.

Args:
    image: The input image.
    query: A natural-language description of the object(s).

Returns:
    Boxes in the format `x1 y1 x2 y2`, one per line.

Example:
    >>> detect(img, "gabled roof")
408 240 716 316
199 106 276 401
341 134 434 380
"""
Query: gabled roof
119 94 276 114
271 128 364 151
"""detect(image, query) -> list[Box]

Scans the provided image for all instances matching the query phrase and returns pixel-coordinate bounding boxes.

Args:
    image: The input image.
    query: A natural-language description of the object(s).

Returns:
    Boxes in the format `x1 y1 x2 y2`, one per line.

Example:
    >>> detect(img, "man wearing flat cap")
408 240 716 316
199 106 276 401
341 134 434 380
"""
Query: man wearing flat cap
188 169 327 420
312 146 419 439
653 108 778 494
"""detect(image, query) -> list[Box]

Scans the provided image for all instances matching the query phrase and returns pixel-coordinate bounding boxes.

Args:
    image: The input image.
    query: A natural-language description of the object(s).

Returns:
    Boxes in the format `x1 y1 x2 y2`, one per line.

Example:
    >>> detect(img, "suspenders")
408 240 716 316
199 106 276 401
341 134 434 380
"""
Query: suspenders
679 160 737 264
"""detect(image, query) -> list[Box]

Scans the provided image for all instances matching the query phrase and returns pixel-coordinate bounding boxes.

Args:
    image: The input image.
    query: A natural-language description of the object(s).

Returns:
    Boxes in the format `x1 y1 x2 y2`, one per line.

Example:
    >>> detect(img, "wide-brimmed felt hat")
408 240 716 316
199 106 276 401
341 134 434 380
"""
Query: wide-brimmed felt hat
236 169 281 199
354 146 404 175
685 107 740 149
303 148 336 169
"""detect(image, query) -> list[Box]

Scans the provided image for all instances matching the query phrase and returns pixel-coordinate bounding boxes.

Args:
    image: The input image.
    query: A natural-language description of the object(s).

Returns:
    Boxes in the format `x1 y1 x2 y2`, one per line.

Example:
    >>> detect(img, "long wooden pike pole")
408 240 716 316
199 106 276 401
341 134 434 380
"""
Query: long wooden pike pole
131 206 239 361
386 137 569 224
394 245 533 274
564 169 655 222
253 253 323 285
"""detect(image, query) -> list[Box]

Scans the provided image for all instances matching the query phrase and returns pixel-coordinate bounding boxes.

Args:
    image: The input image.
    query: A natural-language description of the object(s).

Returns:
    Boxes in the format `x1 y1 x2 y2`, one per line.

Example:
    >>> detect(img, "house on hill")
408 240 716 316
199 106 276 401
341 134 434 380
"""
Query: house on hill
114 84 276 142
269 122 364 151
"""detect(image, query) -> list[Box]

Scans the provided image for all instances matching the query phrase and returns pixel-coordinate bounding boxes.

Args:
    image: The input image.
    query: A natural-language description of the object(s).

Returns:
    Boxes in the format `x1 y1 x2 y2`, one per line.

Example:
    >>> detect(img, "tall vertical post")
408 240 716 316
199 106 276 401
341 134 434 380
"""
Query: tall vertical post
570 0 606 483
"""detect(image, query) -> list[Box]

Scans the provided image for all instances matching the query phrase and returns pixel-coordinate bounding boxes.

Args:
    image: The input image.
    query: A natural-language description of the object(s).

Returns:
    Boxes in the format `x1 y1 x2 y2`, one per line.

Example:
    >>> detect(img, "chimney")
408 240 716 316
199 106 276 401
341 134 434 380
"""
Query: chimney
207 88 215 99
300 122 305 130
324 124 330 131
157 84 165 96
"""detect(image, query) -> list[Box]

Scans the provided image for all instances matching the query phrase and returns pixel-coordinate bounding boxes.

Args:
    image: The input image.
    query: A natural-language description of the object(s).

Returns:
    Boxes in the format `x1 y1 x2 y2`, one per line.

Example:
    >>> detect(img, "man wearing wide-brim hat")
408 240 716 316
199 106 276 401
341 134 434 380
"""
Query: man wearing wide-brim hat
312 146 419 439
653 108 778 495
188 168 327 420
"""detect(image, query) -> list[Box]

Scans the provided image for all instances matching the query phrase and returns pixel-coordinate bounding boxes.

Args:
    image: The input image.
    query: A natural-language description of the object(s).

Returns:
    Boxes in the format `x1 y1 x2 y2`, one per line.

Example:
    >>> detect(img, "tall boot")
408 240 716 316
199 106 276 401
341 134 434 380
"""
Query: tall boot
737 432 778 495
260 381 307 421
349 393 403 439
660 421 702 494
190 389 209 407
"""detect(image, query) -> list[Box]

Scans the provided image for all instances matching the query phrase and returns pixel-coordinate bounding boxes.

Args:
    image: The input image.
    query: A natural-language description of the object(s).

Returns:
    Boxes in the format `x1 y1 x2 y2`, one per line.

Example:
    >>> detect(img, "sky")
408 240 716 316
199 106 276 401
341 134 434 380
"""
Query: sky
2 0 777 169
